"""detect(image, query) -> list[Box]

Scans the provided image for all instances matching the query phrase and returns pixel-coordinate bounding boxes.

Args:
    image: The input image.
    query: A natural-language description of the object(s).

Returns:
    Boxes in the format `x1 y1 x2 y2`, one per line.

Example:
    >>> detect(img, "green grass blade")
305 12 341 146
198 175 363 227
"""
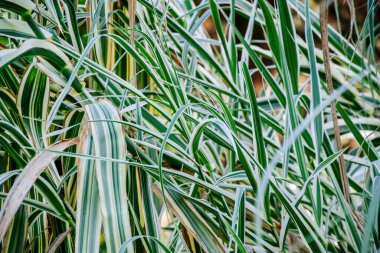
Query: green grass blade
84 100 133 252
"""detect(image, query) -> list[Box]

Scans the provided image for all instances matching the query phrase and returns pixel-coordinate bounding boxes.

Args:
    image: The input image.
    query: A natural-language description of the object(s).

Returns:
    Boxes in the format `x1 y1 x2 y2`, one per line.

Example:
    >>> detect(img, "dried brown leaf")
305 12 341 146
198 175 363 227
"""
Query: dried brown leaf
0 138 79 241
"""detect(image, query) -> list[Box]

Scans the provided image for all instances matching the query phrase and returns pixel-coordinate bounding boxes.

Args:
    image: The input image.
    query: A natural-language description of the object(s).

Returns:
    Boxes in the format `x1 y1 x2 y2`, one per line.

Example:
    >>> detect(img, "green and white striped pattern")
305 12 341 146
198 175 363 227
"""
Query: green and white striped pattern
0 0 379 252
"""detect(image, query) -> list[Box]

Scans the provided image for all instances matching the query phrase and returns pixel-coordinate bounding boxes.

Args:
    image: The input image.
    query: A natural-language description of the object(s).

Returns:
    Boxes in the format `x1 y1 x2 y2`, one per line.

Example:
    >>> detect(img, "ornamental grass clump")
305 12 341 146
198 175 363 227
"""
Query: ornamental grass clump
0 0 379 252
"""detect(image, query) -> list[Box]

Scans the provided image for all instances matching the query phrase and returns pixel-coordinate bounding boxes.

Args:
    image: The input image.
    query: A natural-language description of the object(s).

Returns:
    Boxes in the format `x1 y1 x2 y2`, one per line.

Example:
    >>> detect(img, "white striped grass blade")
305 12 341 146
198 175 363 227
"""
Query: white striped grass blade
84 100 133 252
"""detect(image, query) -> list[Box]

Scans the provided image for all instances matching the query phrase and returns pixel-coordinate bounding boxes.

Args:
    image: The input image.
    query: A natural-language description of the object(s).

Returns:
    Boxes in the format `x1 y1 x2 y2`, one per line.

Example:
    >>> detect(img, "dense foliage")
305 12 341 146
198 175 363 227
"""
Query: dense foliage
0 0 379 252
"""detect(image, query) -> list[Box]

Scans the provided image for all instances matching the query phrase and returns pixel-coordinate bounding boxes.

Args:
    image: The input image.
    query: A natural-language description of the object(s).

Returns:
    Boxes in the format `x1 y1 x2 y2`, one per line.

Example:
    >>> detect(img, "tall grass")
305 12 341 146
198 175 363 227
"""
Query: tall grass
0 0 379 252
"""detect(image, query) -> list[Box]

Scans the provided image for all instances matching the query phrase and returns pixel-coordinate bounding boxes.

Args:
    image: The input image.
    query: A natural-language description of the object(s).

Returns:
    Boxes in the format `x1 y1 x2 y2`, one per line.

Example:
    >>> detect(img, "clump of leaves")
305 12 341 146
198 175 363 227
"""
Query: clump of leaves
0 0 379 252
